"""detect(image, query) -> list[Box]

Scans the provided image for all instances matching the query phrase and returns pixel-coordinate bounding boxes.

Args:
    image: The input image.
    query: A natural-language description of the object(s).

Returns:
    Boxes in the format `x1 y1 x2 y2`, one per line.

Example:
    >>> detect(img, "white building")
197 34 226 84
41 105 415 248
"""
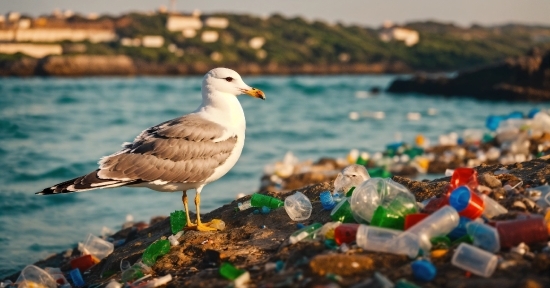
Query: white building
166 15 202 31
18 19 31 29
379 26 419 47
11 28 117 43
201 31 218 43
0 43 62 58
182 29 196 38
248 36 265 49
142 35 164 48
205 17 229 29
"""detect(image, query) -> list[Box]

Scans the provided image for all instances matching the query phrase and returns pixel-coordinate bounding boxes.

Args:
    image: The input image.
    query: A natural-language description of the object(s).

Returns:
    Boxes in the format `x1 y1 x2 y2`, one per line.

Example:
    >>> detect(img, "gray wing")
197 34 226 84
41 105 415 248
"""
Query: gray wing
97 113 238 183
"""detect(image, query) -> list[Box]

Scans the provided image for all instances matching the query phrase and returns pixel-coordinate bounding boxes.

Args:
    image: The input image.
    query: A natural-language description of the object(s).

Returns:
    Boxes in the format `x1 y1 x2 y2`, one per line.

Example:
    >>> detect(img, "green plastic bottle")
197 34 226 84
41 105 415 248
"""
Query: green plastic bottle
250 193 284 209
170 210 187 234
142 239 171 266
289 222 322 244
219 262 245 280
330 199 356 223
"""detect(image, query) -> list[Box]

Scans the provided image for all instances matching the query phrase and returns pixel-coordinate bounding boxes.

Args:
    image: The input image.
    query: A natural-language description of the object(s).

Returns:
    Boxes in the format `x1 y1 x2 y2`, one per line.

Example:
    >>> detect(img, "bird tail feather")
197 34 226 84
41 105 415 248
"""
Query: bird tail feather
36 169 141 195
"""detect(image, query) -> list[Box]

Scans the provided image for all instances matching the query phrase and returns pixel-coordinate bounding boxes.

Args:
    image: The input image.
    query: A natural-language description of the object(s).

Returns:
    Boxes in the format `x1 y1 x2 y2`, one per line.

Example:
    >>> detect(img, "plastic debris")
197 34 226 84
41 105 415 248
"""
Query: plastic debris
320 191 336 210
44 267 69 287
330 198 355 223
69 268 85 287
237 200 252 211
70 254 99 272
207 219 226 231
404 206 460 253
15 265 57 288
121 265 145 283
250 193 284 209
284 192 312 221
333 165 370 194
289 222 322 244
466 222 500 253
170 210 187 234
480 194 508 218
168 230 184 246
334 224 360 245
494 218 548 248
411 259 436 281
356 225 419 258
105 280 122 288
260 206 271 214
449 186 484 219
451 243 498 278
219 262 246 280
138 274 172 288
142 239 171 266
80 233 114 260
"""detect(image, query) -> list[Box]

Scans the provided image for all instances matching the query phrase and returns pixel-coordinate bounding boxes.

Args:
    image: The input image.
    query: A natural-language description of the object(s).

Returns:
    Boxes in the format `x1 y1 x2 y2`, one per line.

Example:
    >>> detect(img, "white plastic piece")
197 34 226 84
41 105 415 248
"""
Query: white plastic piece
355 225 419 258
105 280 123 288
452 243 498 277
238 200 252 211
233 271 250 288
16 265 57 288
284 192 312 221
81 233 114 260
480 194 508 219
141 274 173 288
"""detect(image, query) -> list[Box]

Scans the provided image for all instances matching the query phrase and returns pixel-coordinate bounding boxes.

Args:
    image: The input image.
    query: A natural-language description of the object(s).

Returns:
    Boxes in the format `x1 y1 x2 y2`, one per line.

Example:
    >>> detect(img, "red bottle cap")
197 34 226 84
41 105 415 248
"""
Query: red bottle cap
334 224 360 245
450 168 478 191
449 186 484 219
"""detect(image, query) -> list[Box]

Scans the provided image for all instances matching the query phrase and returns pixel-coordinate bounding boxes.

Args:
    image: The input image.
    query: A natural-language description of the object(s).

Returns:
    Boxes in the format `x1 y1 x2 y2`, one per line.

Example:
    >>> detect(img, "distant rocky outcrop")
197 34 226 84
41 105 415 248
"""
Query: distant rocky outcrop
387 49 550 101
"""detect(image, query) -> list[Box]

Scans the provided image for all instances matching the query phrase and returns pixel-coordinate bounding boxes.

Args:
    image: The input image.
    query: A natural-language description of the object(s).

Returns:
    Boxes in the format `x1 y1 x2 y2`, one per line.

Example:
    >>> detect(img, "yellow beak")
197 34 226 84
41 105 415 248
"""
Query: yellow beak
242 87 266 100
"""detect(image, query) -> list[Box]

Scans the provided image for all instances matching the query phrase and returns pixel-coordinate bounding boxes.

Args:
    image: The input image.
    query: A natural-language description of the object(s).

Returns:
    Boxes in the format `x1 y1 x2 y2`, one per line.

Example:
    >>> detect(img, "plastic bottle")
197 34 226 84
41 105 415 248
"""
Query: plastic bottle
289 223 322 244
494 218 549 248
370 206 405 230
170 210 187 234
334 224 360 245
355 225 419 258
406 206 460 252
404 213 429 230
142 239 171 266
448 186 484 219
451 243 498 277
320 191 336 210
284 192 312 221
447 217 471 240
466 222 500 253
250 193 284 209
330 199 356 223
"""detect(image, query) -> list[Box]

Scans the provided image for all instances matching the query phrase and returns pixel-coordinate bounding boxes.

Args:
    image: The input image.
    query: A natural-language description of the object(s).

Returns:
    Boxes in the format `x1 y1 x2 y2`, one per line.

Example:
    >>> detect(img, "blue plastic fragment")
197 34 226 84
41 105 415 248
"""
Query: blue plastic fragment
253 209 260 215
275 260 285 272
411 259 436 281
296 223 305 229
528 108 541 118
260 206 271 214
69 268 85 287
320 191 336 210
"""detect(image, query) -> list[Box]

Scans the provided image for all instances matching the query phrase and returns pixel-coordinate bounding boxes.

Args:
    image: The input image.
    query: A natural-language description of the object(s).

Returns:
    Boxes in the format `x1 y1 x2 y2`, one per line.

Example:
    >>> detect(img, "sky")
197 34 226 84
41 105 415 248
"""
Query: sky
2 0 550 28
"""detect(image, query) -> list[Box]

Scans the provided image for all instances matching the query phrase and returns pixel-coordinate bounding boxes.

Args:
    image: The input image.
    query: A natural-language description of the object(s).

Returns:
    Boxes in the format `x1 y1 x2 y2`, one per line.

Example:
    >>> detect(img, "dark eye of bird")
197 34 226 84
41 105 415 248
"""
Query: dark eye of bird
225 77 233 82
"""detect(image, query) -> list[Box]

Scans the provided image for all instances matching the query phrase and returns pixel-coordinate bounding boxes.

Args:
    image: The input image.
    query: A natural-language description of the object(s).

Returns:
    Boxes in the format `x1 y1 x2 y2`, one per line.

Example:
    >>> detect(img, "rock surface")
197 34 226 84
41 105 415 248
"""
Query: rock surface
387 49 550 101
4 156 550 287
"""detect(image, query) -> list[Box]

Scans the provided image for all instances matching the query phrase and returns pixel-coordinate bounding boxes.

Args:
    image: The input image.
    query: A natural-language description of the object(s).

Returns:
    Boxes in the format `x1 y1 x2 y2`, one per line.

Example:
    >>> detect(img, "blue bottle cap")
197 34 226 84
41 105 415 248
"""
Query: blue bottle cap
411 260 436 281
449 186 471 212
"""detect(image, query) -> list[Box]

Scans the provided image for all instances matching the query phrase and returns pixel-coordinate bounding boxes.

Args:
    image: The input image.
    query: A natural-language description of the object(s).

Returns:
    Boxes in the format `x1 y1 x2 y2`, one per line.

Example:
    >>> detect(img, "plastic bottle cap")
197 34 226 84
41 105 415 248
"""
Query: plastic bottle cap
411 260 436 281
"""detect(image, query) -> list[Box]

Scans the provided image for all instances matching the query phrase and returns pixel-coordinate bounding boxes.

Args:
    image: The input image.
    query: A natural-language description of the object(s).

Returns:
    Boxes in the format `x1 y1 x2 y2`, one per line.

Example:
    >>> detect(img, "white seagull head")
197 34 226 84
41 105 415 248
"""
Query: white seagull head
203 67 265 100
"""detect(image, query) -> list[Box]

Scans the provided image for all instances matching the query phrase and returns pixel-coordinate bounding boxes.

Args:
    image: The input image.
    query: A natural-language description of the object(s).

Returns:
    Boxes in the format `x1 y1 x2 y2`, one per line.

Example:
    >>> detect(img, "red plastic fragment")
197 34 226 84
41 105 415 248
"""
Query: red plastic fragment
334 224 360 245
70 254 99 272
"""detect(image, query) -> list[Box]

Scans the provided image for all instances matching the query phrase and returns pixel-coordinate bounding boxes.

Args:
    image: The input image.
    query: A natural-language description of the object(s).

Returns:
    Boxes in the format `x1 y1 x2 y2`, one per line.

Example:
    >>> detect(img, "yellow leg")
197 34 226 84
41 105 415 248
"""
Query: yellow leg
194 192 217 231
182 191 195 228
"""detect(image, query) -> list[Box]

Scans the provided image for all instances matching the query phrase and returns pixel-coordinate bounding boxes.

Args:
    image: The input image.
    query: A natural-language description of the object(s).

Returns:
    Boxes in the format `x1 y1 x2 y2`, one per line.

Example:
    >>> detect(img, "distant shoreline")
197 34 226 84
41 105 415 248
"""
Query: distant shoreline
0 55 413 77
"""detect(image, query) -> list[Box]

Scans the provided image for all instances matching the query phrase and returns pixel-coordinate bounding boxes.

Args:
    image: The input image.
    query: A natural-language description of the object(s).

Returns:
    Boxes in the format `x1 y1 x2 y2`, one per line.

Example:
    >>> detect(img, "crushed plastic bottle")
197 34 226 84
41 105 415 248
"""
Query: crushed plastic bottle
289 223 322 244
170 210 187 234
142 239 171 266
284 192 312 221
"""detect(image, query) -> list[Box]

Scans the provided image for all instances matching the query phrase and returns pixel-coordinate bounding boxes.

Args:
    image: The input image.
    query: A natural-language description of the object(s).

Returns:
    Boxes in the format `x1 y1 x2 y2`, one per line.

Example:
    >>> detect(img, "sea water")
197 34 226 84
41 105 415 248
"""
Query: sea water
0 75 545 277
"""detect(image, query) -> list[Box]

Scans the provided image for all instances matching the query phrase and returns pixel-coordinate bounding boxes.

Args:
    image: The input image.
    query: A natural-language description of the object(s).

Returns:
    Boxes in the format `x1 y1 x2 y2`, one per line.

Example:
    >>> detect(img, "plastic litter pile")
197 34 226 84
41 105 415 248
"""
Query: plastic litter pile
233 165 550 285
260 109 550 192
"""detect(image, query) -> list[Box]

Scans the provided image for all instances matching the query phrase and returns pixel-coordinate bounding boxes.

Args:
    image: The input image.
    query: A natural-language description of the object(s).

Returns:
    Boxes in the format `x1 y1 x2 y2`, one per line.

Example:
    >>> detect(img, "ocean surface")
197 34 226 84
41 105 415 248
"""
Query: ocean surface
0 74 547 278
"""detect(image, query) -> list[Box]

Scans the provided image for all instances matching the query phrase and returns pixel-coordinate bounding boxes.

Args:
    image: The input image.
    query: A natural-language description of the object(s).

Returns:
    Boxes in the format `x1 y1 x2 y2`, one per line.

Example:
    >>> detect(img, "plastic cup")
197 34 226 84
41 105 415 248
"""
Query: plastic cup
450 168 478 190
449 186 484 219
480 194 508 219
451 243 498 277
494 218 549 248
370 206 405 230
16 265 57 288
82 233 114 260
284 192 312 221
466 222 500 253
407 206 460 252
386 192 419 217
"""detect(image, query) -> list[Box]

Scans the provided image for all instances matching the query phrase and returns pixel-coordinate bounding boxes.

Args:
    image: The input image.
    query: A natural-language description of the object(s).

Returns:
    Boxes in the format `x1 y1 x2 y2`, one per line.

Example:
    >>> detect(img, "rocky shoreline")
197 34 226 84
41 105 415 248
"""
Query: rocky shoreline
0 55 411 77
387 49 550 102
4 155 550 288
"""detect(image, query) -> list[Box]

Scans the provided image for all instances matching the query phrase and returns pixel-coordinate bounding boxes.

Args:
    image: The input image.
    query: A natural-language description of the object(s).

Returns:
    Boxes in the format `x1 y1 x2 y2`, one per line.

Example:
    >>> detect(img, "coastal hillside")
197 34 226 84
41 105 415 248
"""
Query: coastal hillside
1 10 550 76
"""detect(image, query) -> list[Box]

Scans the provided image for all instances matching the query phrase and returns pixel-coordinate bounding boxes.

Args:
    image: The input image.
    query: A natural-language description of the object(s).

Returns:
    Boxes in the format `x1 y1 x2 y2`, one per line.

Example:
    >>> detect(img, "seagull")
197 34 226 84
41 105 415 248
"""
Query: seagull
37 68 265 231
333 164 370 194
